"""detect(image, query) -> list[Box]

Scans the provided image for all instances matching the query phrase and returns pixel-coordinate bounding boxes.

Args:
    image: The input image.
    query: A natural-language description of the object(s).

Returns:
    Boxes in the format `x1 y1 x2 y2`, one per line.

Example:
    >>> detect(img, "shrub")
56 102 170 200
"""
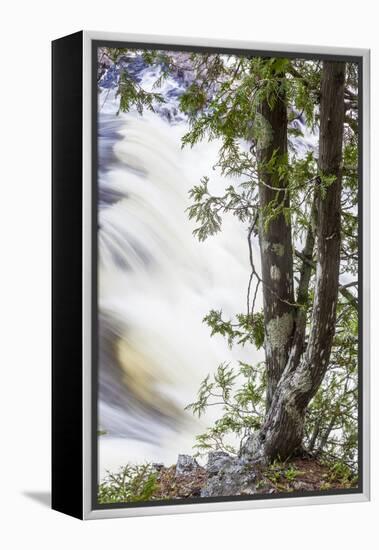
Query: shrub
98 463 158 504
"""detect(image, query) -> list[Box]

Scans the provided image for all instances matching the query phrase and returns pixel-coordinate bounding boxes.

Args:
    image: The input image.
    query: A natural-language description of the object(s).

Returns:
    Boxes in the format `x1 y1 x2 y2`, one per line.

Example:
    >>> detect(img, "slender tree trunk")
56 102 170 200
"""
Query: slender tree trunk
243 61 346 462
257 81 295 411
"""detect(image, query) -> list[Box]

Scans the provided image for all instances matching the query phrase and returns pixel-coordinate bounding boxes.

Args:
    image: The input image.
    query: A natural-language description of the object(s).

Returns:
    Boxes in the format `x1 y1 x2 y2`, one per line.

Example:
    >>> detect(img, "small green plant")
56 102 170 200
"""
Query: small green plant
284 465 301 482
326 461 356 488
267 470 281 483
265 460 284 484
264 461 301 488
98 464 158 504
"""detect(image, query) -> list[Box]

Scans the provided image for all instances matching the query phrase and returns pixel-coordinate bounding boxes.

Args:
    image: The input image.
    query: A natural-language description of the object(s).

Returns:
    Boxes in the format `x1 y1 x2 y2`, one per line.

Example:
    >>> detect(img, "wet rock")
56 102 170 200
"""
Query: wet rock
175 454 199 477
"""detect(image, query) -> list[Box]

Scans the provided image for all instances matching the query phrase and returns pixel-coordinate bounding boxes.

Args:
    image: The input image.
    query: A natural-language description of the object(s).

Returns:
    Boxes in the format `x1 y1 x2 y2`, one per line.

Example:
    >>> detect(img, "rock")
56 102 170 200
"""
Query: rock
293 480 314 491
151 462 165 472
201 457 259 497
206 452 233 476
175 454 199 477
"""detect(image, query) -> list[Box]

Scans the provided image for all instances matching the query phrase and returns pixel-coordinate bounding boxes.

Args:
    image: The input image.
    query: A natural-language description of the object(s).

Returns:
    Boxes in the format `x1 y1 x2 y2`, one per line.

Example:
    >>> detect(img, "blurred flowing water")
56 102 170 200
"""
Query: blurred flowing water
97 55 317 477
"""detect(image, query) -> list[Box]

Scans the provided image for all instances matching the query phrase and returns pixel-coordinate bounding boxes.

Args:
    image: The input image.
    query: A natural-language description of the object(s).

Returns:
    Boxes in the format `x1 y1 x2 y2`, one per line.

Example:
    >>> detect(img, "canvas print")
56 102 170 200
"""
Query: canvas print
95 45 360 506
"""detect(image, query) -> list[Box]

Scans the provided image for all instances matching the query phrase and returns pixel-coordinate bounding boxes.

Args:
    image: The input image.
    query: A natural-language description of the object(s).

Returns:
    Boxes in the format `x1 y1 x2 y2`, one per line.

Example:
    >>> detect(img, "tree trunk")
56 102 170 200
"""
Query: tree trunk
257 80 295 411
243 61 346 462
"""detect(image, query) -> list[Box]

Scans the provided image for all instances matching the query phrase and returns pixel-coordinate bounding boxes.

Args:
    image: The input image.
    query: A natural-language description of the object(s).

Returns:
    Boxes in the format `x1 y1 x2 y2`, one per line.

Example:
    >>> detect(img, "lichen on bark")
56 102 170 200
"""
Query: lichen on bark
266 312 294 352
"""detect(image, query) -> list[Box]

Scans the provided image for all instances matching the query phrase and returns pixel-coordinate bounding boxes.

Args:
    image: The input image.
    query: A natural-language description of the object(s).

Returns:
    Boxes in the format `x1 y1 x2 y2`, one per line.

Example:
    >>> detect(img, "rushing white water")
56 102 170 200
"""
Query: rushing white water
97 56 318 478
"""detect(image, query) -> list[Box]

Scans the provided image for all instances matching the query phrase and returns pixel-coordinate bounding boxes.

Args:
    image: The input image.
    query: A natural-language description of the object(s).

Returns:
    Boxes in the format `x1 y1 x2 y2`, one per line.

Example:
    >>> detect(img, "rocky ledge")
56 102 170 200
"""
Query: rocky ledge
151 452 356 499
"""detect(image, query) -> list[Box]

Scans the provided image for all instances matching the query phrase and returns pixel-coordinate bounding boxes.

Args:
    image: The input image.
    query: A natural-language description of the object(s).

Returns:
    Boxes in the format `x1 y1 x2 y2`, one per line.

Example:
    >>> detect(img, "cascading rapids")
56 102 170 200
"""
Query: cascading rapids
97 54 317 475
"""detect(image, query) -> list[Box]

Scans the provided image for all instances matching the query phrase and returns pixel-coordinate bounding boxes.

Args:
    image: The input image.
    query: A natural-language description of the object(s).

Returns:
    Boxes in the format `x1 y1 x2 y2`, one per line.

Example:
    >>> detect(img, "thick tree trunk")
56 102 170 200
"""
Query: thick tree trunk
257 82 295 411
243 61 346 462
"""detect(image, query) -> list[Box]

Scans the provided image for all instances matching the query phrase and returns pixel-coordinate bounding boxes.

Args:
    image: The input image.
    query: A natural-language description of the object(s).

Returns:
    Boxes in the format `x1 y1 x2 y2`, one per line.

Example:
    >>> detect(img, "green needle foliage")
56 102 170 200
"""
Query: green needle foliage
98 464 158 504
203 309 264 349
185 362 266 456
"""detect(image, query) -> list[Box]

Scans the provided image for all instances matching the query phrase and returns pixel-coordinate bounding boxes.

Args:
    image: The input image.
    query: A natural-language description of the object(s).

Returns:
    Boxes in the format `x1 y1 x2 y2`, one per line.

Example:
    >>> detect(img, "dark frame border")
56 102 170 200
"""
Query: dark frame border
52 30 84 519
91 39 364 511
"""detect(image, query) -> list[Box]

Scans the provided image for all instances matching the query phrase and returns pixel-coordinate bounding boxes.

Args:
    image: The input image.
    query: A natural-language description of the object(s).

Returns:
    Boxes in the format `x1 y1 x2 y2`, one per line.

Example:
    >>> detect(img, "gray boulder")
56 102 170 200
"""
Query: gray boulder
175 454 199 477
201 457 259 497
151 462 165 472
206 451 233 476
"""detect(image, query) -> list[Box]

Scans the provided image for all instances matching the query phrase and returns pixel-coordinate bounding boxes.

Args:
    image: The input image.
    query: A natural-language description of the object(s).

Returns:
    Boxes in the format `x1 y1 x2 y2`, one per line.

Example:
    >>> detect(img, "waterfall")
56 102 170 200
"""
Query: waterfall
97 56 317 476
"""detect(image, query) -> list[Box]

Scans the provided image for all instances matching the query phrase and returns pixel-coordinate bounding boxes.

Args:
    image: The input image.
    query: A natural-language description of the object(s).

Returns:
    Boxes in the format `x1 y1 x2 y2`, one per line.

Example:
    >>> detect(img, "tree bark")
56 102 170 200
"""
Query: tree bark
257 80 295 411
243 61 346 462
